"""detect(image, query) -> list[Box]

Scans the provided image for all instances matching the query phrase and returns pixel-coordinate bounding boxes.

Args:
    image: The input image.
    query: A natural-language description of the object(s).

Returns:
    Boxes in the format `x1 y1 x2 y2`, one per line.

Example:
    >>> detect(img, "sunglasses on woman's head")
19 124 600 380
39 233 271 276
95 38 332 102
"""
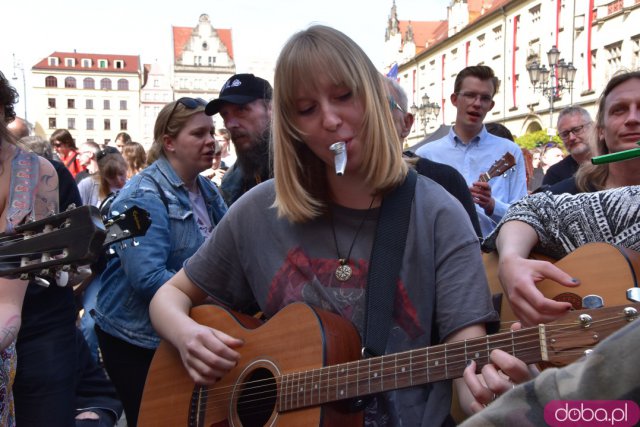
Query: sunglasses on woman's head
163 97 208 135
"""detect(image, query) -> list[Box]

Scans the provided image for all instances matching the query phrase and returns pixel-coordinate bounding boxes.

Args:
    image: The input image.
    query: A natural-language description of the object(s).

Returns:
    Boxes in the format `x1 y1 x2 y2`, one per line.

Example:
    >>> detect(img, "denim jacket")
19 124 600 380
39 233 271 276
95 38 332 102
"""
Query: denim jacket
94 156 227 349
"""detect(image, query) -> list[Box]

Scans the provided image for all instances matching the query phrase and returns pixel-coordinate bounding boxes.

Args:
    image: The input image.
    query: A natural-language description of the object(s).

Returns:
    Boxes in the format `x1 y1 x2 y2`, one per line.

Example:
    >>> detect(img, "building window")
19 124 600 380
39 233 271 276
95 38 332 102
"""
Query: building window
81 58 92 67
49 118 57 129
208 56 216 65
605 41 623 78
632 37 640 69
86 99 93 109
477 34 486 50
64 77 77 88
117 79 129 90
104 100 110 110
120 119 128 131
86 118 94 130
67 99 75 109
104 139 110 145
100 78 112 90
120 100 127 110
98 59 108 68
68 118 75 129
48 57 59 66
83 78 95 89
45 76 58 88
104 119 111 130
153 79 159 88
195 56 202 66
114 60 124 69
48 98 56 108
64 58 75 67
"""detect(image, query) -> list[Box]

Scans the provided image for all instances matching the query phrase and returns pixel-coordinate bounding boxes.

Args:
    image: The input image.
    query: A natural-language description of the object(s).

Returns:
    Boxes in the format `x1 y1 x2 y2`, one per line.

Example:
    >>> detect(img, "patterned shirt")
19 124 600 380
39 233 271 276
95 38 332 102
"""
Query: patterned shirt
483 186 640 259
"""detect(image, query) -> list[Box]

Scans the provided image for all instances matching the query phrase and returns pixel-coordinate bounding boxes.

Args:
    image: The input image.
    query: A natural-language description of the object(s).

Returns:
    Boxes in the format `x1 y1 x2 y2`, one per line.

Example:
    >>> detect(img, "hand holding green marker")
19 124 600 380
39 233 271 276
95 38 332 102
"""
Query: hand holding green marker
591 141 640 164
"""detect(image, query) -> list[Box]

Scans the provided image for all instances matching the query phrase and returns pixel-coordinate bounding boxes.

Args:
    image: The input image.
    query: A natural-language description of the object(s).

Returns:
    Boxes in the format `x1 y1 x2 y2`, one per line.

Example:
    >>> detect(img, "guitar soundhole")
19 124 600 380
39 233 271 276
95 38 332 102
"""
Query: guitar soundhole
236 367 277 427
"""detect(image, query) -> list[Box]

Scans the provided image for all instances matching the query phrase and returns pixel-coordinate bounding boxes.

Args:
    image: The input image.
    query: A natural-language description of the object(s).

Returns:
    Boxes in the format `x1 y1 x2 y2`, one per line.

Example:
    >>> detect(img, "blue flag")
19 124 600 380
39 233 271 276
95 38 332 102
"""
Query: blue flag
386 63 398 79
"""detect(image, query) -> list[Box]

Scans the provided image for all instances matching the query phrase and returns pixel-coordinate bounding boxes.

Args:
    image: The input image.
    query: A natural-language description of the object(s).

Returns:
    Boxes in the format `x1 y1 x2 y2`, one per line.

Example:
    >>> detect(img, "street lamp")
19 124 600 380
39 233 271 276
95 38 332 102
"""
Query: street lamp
526 45 576 137
410 92 440 136
12 53 28 122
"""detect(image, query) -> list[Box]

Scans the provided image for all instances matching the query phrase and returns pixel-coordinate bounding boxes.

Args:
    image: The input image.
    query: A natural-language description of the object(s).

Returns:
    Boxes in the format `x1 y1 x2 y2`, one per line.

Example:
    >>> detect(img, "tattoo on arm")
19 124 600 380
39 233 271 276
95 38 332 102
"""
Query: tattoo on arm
0 314 20 352
34 171 60 218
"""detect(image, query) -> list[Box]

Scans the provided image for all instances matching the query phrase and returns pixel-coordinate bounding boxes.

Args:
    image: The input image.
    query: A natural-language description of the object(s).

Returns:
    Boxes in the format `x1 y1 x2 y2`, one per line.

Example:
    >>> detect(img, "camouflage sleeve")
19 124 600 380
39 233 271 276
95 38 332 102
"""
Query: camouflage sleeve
461 318 640 426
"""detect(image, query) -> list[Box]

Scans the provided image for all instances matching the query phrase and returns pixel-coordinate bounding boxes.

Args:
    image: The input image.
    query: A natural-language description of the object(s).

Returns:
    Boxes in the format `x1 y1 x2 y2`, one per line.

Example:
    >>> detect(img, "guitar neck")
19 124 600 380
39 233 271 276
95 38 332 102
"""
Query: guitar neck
278 326 543 412
478 172 492 183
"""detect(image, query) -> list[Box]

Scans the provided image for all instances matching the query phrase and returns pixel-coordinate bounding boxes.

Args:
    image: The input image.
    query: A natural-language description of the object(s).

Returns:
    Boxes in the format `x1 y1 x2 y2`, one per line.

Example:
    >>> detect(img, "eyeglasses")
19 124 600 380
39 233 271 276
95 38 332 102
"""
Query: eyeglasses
388 97 405 114
52 142 62 148
558 123 590 140
457 91 493 104
162 97 208 136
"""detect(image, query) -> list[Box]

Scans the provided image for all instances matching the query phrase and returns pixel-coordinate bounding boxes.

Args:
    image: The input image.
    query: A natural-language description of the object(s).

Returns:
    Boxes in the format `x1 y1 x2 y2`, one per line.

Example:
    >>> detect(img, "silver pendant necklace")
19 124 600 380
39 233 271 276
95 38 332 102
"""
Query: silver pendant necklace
330 197 376 282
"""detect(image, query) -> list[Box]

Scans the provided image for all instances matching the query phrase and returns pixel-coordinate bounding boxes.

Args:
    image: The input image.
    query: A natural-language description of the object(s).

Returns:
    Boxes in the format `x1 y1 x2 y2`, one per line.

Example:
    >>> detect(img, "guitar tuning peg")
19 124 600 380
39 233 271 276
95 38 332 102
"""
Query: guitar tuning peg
108 248 116 256
131 239 140 247
111 210 121 217
626 288 640 303
65 203 77 211
33 276 51 287
61 265 71 272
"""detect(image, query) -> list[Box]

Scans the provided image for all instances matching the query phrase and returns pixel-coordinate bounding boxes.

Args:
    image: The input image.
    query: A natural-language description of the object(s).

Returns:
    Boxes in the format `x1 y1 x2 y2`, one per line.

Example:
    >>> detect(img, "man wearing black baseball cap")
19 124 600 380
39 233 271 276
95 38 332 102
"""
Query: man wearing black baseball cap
205 74 273 205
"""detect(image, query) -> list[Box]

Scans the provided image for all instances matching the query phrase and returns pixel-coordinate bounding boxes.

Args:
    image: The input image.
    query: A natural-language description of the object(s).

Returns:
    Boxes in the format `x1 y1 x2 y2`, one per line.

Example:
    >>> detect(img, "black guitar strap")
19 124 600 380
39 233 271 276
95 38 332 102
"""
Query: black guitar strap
362 168 417 358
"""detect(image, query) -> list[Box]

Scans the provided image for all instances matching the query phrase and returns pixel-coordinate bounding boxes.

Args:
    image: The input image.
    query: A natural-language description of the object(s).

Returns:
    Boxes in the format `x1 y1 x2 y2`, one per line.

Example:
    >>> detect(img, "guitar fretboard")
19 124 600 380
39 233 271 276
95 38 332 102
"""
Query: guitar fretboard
277 326 543 411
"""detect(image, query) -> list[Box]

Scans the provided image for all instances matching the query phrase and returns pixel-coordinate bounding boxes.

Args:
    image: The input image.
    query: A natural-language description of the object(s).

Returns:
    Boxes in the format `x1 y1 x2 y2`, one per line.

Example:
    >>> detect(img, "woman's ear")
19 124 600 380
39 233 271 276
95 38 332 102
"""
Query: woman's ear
163 134 175 153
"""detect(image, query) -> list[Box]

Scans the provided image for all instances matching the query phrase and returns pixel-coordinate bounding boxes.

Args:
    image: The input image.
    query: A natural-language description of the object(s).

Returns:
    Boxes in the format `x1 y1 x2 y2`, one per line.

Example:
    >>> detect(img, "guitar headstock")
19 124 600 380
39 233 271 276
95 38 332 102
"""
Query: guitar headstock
543 303 639 366
0 205 106 279
103 206 151 247
0 205 151 282
481 152 516 182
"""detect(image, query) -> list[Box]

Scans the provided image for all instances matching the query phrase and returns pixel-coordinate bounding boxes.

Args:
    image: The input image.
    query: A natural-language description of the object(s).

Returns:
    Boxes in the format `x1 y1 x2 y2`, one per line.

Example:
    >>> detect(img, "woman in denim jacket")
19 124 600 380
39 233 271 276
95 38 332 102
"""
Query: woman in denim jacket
93 98 227 426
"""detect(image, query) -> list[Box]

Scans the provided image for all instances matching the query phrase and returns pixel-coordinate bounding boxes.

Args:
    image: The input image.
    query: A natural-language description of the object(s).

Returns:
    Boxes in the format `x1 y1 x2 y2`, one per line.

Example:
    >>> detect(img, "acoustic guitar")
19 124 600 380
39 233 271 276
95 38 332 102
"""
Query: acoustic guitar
0 204 150 282
138 301 639 426
478 151 516 183
483 242 640 324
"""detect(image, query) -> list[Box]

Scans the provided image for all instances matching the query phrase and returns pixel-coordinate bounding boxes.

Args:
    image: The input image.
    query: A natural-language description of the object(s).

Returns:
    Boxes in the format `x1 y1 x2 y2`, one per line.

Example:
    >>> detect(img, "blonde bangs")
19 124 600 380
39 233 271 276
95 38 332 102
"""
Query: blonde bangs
273 25 408 222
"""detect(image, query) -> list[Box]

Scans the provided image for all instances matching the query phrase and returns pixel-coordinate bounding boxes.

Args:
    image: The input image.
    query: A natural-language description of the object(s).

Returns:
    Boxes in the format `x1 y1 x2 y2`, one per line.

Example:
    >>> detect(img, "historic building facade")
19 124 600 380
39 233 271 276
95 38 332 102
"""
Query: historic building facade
31 52 142 145
139 62 174 149
29 14 235 146
171 14 235 101
387 0 640 146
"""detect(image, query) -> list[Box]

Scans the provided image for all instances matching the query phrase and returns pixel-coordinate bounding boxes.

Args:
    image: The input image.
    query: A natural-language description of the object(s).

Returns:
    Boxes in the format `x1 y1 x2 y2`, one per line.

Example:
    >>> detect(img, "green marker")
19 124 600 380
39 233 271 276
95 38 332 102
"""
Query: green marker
591 141 640 165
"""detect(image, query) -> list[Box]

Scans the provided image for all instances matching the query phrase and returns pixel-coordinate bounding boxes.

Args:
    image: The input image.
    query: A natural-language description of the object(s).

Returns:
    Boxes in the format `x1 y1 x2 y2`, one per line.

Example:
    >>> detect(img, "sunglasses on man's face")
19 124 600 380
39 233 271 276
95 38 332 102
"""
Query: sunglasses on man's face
163 97 208 135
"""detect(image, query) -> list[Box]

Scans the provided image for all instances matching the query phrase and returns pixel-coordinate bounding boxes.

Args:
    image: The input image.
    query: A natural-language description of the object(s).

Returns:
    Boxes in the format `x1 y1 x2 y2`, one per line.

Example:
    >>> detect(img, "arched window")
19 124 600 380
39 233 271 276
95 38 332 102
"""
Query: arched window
100 78 112 90
117 79 129 90
64 77 77 88
83 78 95 89
45 76 58 88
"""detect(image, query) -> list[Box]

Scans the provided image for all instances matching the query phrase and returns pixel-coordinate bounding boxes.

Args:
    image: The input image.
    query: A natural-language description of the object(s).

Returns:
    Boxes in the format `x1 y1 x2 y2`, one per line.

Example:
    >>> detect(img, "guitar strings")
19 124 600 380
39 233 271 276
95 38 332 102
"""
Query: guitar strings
193 314 631 413
197 316 620 406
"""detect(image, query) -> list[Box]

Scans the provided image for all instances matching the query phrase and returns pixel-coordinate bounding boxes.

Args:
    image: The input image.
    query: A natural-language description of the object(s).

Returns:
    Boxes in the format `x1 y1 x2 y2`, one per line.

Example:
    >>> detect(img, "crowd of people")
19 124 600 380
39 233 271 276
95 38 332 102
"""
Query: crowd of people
0 23 638 427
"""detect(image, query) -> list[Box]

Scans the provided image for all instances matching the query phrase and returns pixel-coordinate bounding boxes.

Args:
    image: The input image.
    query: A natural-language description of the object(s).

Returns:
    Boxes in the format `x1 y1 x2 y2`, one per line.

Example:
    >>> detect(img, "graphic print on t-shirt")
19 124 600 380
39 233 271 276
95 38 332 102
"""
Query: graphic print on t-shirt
265 247 424 339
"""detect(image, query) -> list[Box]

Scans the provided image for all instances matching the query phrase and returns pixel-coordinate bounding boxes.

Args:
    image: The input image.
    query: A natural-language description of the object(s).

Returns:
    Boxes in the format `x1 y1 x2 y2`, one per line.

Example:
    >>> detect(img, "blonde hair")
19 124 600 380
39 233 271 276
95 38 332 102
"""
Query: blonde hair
147 100 207 164
273 25 407 222
575 70 640 191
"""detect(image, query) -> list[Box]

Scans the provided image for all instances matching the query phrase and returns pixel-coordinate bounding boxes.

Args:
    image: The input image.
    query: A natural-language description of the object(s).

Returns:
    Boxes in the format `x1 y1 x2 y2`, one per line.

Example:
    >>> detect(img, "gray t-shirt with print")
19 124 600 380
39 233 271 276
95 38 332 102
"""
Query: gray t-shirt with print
184 176 498 426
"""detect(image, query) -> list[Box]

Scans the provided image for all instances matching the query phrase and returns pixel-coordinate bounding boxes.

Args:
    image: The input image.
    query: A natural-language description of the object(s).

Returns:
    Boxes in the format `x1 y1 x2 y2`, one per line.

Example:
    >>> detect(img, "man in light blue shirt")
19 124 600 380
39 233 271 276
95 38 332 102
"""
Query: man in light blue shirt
415 65 527 236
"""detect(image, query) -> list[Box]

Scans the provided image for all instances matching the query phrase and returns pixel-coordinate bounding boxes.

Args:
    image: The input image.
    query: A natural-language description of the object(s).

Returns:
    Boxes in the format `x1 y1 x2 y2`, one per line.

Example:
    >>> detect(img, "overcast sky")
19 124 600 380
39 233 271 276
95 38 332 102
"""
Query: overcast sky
3 0 450 118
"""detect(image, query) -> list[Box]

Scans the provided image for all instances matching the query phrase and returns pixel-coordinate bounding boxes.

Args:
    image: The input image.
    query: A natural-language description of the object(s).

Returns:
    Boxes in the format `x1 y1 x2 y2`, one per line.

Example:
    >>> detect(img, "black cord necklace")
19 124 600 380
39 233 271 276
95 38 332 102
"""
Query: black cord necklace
330 197 376 281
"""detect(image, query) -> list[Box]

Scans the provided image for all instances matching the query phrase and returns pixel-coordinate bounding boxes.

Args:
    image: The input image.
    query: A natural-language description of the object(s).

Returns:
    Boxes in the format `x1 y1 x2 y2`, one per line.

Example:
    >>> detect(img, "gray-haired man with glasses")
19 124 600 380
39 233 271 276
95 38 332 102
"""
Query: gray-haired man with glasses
543 106 593 186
